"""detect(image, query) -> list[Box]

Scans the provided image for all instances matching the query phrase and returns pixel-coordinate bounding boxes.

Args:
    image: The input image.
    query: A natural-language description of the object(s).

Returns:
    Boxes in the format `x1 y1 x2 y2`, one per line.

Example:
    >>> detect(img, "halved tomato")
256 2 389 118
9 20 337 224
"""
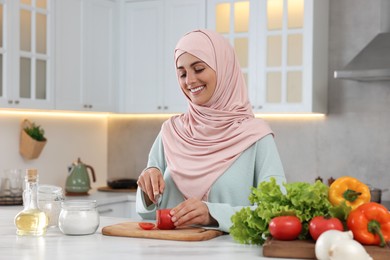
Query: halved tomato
138 222 155 230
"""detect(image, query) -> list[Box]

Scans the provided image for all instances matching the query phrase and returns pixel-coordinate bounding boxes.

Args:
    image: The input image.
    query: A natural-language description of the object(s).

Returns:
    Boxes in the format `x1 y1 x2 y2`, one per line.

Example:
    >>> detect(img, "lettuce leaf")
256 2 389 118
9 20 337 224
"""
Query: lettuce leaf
230 178 334 245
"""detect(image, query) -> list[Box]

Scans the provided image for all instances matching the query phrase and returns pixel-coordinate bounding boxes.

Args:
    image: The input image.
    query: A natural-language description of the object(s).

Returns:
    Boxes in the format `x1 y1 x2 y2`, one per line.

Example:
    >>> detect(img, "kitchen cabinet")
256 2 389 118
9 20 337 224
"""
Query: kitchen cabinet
55 0 119 112
97 201 138 218
121 0 206 113
0 0 55 109
207 0 328 113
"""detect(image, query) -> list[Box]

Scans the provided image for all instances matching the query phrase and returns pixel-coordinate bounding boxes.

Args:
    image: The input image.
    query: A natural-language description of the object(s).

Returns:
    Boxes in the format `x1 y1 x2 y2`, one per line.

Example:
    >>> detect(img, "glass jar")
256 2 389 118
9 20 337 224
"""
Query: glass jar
38 185 65 227
58 200 99 235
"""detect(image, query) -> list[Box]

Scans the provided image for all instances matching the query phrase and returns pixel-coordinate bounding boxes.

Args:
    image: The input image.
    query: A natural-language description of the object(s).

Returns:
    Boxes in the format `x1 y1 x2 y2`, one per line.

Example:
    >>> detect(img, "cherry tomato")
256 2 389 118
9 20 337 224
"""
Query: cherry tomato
138 222 155 230
269 216 302 240
156 209 176 230
309 216 344 241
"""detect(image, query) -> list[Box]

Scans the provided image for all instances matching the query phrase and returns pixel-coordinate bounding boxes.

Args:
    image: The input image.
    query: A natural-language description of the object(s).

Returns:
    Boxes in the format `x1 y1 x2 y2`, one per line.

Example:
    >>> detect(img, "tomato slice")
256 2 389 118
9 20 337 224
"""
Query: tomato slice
138 222 155 230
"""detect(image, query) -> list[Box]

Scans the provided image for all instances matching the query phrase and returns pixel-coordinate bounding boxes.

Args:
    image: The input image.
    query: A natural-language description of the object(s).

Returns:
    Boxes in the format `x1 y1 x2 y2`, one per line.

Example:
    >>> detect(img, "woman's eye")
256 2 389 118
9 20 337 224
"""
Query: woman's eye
179 73 186 78
195 68 205 73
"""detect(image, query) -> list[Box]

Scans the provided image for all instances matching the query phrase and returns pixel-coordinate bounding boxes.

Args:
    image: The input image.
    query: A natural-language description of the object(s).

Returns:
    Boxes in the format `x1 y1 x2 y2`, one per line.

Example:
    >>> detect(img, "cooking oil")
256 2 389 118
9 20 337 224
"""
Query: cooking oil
14 169 48 236
15 209 48 236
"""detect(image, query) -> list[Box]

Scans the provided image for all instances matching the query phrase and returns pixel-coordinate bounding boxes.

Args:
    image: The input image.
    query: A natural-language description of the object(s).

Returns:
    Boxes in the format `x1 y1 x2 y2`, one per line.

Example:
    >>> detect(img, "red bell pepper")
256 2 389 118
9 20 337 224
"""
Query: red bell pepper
347 202 390 247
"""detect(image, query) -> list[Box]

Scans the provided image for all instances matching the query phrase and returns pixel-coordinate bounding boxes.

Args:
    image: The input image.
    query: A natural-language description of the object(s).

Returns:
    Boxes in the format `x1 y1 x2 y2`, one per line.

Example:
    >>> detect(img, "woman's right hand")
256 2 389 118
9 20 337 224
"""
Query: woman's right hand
137 167 165 206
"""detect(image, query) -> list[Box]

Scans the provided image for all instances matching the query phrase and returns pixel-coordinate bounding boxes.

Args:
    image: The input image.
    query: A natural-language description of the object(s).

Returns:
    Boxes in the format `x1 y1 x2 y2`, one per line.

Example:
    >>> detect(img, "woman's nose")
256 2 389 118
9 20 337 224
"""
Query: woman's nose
186 71 196 85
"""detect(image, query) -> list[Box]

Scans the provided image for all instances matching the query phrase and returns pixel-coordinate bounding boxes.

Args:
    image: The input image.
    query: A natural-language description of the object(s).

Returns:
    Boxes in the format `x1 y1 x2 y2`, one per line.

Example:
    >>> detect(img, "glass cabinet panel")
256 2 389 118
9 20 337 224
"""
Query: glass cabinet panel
287 71 302 102
266 72 281 103
20 9 32 52
267 35 282 67
287 34 302 66
0 4 3 48
288 0 304 28
21 0 32 5
267 0 283 30
36 59 46 99
36 13 47 54
20 57 31 98
36 0 47 9
216 3 230 33
234 37 248 67
234 1 249 32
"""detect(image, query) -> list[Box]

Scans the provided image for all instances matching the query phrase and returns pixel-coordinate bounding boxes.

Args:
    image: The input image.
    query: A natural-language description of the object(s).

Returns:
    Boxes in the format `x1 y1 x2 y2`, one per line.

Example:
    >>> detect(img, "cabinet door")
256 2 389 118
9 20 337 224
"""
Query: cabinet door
1 0 54 109
55 0 118 112
123 0 164 113
55 0 83 110
207 0 328 113
83 0 117 112
163 0 206 113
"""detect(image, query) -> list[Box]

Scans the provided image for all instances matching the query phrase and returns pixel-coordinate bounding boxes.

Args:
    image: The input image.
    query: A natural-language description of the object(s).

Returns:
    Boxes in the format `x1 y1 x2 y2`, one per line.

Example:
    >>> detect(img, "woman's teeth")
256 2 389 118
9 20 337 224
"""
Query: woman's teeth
190 86 205 93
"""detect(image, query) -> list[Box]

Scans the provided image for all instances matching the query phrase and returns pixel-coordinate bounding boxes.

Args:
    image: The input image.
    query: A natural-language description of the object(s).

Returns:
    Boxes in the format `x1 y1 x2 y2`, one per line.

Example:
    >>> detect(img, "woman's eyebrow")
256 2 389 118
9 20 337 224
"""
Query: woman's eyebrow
177 61 205 69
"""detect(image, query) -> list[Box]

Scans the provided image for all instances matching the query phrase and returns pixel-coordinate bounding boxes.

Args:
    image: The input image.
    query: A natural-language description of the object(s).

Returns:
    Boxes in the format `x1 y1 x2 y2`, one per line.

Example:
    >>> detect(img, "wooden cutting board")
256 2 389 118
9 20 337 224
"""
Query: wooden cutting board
102 222 225 241
263 238 390 260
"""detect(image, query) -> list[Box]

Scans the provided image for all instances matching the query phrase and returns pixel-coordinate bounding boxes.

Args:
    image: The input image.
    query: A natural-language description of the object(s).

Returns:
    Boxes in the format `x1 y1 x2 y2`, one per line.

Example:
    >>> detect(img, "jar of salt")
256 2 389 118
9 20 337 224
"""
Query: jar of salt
58 200 99 235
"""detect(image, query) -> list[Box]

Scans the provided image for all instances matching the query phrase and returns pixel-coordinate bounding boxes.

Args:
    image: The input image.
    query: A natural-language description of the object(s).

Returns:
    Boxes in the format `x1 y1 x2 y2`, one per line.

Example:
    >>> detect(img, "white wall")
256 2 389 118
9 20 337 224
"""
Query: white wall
0 113 107 191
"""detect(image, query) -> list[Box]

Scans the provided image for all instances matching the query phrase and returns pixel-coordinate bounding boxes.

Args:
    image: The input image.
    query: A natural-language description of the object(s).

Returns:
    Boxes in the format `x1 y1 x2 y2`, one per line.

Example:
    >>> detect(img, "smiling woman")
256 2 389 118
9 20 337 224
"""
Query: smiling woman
135 29 286 233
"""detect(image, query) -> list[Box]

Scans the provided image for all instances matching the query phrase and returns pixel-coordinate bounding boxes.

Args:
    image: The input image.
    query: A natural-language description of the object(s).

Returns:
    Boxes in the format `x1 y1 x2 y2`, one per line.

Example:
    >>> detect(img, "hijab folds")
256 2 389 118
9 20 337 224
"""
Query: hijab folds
161 29 273 200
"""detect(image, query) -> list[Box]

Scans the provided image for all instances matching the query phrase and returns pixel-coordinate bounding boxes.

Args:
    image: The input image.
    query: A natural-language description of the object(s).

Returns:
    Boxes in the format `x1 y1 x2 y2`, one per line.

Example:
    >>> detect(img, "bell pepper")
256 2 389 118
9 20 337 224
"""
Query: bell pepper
328 176 370 210
347 202 390 247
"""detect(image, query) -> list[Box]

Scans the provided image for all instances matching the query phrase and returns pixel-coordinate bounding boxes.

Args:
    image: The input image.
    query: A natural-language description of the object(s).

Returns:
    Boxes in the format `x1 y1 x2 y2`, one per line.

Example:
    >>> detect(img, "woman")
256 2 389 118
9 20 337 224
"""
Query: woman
136 29 286 232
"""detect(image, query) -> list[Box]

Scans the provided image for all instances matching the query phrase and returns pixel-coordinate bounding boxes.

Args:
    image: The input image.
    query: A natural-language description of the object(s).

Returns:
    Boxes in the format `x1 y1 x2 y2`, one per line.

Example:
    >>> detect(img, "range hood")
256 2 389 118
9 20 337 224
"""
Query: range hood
334 0 390 81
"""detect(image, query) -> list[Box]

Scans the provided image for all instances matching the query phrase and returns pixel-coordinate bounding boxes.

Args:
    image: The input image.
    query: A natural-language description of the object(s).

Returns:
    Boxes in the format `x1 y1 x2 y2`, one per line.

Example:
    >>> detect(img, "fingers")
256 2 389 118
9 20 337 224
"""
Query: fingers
137 168 165 204
170 198 212 227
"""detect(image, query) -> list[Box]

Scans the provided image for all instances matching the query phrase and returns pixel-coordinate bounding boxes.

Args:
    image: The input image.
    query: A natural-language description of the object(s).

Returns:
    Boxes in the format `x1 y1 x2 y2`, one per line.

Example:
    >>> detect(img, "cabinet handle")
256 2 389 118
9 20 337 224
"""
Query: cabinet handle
83 104 88 108
157 106 162 110
98 208 113 214
164 106 168 110
88 104 93 108
15 100 20 105
258 105 263 109
8 100 13 104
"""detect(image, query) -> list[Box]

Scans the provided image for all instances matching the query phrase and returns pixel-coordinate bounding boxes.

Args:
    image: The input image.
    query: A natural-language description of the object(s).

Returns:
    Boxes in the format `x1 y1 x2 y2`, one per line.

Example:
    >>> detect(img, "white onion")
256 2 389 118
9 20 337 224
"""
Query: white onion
315 230 353 260
329 239 373 260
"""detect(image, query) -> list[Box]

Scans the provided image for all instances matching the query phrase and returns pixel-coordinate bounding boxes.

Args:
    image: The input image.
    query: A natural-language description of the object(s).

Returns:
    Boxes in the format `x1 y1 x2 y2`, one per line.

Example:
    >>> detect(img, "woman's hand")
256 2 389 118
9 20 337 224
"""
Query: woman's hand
170 198 217 227
137 167 165 206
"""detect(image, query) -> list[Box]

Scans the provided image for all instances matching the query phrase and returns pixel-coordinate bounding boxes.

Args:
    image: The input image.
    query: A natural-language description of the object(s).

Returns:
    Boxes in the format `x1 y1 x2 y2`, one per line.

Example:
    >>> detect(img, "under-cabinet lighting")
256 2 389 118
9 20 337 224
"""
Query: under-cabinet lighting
0 109 109 118
0 110 326 120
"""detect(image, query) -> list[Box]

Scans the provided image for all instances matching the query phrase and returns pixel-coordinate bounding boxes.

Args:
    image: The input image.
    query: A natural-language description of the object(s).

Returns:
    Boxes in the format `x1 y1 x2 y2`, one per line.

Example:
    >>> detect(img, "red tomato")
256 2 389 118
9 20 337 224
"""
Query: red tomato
269 216 302 240
309 216 344 241
156 209 176 230
138 222 155 230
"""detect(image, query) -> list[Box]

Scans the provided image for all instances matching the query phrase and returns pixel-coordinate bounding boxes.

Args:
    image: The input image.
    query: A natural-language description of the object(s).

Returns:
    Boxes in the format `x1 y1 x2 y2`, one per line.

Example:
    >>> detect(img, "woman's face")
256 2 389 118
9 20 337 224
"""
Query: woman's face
176 53 217 106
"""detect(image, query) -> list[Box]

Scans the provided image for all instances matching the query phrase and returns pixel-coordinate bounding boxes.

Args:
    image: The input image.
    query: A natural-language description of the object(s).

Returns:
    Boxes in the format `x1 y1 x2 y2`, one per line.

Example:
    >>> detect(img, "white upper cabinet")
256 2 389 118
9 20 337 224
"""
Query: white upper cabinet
55 0 118 112
1 0 55 109
121 0 206 113
207 0 329 113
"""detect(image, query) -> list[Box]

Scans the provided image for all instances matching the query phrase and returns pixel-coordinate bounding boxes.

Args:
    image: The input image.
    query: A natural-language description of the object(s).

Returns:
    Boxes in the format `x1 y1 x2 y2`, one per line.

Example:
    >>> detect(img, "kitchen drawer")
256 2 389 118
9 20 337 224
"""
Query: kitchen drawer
97 201 137 219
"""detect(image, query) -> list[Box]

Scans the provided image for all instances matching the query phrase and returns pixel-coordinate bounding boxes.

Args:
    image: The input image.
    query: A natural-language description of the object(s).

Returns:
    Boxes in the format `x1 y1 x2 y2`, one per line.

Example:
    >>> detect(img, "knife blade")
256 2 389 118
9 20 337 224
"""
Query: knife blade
154 193 162 209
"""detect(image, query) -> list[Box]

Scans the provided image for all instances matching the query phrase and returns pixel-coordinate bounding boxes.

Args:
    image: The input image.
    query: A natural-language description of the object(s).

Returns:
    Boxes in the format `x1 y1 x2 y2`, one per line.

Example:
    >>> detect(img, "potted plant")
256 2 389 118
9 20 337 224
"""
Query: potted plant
19 119 47 160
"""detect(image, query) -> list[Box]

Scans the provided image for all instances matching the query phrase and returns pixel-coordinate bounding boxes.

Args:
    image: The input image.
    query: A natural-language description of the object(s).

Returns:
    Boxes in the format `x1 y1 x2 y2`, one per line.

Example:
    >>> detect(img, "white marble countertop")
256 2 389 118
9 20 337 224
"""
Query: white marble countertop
0 206 296 260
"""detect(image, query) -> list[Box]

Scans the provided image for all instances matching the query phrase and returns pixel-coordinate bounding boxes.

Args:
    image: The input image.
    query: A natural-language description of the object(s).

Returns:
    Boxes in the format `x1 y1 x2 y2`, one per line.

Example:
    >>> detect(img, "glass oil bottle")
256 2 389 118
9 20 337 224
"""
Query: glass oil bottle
14 169 49 236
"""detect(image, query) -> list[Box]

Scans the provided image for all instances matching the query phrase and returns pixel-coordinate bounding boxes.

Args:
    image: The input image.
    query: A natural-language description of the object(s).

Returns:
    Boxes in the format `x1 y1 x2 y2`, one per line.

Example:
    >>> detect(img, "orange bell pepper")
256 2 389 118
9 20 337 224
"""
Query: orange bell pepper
328 176 370 210
347 202 390 247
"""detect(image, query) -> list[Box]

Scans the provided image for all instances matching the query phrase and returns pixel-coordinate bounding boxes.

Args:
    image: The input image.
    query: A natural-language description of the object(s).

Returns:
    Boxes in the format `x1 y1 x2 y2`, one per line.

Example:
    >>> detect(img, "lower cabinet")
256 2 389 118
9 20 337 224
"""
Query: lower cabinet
97 201 139 219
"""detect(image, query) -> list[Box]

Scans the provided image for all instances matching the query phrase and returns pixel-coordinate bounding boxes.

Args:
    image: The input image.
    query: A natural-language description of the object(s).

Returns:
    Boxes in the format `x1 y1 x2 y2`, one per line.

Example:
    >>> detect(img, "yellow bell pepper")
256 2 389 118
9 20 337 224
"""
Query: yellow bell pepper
328 176 371 210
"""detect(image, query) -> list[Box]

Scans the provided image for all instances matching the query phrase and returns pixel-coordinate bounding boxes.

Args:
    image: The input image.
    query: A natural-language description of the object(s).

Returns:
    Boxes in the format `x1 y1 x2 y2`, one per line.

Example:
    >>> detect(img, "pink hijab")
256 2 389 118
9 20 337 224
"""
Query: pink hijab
161 29 272 200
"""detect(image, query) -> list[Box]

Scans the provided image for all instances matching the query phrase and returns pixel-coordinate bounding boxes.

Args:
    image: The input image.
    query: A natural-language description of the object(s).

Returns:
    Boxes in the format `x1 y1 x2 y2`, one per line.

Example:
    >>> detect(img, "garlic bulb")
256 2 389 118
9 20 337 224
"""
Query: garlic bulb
315 230 353 260
329 239 373 260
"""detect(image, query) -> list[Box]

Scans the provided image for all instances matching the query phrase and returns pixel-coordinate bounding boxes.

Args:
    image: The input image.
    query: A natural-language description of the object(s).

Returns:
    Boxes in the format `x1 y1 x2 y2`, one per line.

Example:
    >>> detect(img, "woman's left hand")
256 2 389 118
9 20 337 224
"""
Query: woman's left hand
169 198 217 227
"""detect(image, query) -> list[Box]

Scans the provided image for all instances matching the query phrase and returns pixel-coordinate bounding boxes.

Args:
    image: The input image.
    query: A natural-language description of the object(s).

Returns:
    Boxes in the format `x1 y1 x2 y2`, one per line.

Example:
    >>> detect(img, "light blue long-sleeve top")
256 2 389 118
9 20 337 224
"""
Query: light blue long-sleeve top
136 132 286 233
